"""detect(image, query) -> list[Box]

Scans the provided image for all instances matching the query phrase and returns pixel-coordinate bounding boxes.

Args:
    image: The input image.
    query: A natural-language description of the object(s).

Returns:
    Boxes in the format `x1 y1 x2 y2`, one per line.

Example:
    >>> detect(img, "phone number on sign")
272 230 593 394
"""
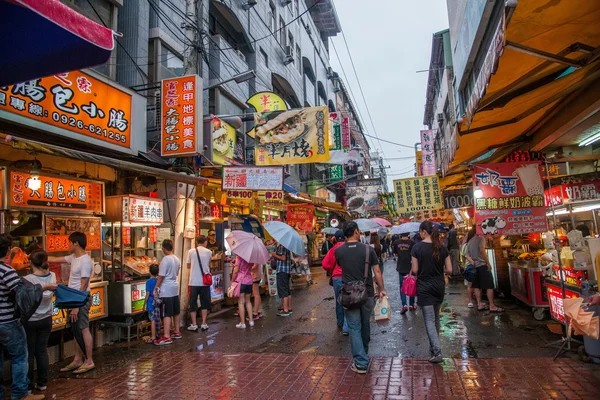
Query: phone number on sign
51 112 127 144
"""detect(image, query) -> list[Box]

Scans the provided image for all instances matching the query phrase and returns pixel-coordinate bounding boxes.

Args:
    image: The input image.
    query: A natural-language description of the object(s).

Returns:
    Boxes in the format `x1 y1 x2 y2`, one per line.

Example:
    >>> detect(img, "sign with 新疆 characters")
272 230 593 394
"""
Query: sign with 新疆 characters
473 162 547 236
222 167 284 191
393 175 443 213
123 196 163 224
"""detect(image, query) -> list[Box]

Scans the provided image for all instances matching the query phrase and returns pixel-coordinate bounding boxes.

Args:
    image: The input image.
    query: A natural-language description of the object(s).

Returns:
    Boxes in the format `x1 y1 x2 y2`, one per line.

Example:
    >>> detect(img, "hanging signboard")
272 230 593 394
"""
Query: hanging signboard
393 175 443 213
7 170 104 213
123 196 164 224
257 190 284 203
329 118 343 183
246 91 288 139
161 74 203 157
443 188 474 209
0 70 144 155
45 216 102 253
420 130 436 176
346 179 381 216
211 117 240 165
286 204 315 232
222 166 284 191
226 190 253 200
473 162 547 236
254 106 330 166
340 112 351 150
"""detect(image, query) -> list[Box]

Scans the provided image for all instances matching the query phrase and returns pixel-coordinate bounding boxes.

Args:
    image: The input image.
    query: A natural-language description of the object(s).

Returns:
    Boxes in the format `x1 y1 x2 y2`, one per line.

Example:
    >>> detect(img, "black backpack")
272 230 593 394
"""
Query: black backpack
13 278 43 324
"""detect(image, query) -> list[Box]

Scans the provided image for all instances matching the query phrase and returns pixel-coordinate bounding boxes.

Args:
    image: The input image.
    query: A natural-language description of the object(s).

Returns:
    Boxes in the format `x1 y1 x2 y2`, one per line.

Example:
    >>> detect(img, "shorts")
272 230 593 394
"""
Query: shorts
253 280 261 284
189 286 211 311
72 298 91 330
240 284 253 294
277 272 291 298
472 265 495 290
161 295 181 318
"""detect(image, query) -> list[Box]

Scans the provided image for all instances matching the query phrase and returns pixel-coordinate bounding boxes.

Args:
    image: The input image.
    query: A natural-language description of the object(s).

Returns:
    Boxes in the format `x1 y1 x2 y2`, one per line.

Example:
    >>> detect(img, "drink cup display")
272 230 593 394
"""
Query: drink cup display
514 164 543 196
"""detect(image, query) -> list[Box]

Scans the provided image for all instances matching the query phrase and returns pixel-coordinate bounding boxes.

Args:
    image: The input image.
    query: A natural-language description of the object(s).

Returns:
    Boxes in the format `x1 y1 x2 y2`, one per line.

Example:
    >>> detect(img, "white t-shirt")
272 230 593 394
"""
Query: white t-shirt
158 254 180 298
187 246 213 286
24 272 56 321
65 254 93 291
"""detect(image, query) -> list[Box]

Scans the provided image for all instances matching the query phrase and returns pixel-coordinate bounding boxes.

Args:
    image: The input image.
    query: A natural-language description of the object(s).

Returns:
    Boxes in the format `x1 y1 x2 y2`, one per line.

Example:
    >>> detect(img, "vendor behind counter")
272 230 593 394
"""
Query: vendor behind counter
207 229 223 253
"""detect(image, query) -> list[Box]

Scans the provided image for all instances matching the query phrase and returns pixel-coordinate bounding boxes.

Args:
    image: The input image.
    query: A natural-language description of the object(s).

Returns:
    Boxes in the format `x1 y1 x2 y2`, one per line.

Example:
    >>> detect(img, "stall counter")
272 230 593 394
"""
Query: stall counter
52 281 108 331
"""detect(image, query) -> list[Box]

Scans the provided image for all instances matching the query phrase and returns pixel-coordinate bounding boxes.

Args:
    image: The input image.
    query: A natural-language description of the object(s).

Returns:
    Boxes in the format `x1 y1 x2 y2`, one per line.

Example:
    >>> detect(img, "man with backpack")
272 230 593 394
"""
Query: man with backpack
335 222 387 374
186 235 213 332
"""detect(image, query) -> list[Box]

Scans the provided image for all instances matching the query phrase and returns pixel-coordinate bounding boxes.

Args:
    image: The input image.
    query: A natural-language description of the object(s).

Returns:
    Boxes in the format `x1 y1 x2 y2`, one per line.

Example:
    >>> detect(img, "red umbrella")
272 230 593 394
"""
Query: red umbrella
370 217 391 227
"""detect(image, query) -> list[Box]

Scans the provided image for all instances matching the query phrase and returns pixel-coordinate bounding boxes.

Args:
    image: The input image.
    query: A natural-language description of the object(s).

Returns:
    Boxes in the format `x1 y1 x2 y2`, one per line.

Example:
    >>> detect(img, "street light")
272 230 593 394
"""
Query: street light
205 70 256 90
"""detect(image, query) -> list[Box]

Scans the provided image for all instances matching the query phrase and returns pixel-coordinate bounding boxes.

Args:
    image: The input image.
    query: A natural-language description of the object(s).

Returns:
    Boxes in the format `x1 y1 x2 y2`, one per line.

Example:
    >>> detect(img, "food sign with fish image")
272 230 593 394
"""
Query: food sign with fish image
345 179 382 217
254 106 329 166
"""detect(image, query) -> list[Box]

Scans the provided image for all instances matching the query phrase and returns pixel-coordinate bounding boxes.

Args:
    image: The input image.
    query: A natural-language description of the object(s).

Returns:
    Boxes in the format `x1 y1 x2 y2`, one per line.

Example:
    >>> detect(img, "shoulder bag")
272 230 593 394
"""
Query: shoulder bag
338 243 371 309
195 247 213 286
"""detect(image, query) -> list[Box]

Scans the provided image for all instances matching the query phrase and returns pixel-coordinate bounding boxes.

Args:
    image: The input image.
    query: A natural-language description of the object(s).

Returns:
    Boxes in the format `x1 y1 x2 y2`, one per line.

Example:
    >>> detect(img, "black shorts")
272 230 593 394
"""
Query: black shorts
161 295 181 317
277 272 291 298
472 265 495 290
71 297 91 331
189 286 211 311
240 284 253 294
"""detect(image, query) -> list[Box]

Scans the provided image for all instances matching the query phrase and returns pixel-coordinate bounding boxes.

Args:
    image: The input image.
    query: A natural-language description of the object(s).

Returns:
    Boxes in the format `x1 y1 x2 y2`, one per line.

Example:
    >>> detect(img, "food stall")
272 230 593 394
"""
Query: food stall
103 194 166 317
1 168 108 331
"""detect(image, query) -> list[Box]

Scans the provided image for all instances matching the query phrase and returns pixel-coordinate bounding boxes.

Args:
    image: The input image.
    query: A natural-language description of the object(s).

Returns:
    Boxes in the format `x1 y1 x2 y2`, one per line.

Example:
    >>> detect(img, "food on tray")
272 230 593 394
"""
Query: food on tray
212 126 229 154
347 196 365 211
255 109 306 144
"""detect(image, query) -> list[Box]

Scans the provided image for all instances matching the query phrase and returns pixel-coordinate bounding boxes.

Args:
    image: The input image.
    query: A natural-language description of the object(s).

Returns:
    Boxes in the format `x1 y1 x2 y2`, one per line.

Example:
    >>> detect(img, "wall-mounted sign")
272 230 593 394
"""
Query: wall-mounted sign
442 188 474 209
473 162 547 235
287 204 315 232
211 117 239 165
541 162 568 178
0 71 141 154
222 167 284 191
340 112 351 151
257 190 284 203
254 106 330 166
393 175 443 213
122 196 164 225
8 170 104 213
45 216 101 253
246 91 287 113
420 130 436 176
161 74 202 157
345 179 381 216
226 189 253 200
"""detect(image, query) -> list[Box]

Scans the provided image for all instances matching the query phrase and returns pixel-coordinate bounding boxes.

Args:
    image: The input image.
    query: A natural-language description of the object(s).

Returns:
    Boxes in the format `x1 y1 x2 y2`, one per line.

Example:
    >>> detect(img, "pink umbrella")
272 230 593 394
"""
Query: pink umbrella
370 217 391 227
226 231 270 264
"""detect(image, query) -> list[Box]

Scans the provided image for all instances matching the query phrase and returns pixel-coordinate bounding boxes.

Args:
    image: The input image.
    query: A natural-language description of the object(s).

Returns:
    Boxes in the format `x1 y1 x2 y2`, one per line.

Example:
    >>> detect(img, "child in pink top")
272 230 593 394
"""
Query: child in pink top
232 256 256 328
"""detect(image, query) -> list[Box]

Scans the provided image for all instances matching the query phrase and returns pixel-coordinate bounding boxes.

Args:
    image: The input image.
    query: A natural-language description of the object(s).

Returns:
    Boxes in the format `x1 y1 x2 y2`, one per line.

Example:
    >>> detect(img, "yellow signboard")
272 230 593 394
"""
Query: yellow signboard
416 150 422 176
246 92 288 139
254 106 330 166
257 190 284 203
212 117 237 165
394 175 443 213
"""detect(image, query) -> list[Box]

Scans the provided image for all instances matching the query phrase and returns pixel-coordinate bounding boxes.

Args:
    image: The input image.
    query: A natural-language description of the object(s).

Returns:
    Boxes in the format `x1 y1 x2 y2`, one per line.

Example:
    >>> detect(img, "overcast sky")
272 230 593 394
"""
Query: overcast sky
330 0 449 191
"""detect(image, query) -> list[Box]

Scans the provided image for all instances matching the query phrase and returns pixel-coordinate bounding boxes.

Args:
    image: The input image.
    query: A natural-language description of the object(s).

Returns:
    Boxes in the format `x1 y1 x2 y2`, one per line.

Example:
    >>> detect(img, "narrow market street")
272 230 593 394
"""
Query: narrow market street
43 259 600 399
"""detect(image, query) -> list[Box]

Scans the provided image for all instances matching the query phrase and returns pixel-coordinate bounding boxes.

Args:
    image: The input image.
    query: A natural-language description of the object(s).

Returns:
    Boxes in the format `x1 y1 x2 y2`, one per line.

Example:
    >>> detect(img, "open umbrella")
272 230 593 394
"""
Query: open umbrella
226 230 270 264
354 218 382 232
263 221 306 256
321 227 339 235
390 222 420 235
370 217 392 227
370 226 389 238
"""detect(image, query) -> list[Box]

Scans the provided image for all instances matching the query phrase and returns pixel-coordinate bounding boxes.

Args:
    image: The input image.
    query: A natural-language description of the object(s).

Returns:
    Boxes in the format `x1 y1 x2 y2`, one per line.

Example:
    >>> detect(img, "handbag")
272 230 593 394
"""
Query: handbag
227 281 240 298
338 243 371 310
54 284 90 309
401 274 417 297
196 247 213 286
462 264 477 282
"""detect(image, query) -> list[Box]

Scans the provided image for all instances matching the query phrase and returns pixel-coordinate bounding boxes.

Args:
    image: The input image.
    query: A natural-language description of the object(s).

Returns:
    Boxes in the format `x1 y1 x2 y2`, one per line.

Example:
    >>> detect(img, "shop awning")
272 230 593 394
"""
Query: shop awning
0 0 115 86
451 0 600 177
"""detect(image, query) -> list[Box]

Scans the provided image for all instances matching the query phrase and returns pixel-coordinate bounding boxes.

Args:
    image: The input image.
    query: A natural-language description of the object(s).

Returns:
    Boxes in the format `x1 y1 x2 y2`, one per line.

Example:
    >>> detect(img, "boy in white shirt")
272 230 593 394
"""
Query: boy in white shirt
153 240 182 345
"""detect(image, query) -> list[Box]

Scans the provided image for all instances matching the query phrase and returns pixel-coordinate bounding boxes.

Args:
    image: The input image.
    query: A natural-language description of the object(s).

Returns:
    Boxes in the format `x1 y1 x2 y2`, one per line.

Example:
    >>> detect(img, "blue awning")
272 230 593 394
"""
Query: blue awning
283 183 299 195
0 0 115 87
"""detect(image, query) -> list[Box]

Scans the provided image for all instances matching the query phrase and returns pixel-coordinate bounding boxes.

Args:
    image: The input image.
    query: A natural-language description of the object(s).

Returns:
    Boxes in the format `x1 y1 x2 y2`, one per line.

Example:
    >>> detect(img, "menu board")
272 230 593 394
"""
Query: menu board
45 216 102 253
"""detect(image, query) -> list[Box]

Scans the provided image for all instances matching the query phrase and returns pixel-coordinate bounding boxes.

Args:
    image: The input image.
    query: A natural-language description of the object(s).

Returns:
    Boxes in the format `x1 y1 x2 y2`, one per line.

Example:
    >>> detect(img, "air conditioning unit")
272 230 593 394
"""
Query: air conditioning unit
283 46 294 65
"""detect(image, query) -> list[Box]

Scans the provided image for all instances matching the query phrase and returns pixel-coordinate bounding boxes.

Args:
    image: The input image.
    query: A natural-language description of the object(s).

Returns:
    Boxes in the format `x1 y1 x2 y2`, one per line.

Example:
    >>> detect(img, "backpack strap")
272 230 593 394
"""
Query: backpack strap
363 243 370 281
195 247 206 275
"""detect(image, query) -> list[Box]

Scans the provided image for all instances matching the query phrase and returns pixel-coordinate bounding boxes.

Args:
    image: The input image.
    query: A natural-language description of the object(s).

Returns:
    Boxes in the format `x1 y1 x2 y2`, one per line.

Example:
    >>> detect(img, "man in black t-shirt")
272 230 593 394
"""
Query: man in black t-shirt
447 224 460 276
335 221 386 374
392 232 416 313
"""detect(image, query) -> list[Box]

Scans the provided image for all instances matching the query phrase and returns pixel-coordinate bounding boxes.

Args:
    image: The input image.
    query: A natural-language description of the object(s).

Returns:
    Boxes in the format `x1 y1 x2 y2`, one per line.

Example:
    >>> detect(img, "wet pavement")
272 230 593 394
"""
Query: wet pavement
12 258 600 398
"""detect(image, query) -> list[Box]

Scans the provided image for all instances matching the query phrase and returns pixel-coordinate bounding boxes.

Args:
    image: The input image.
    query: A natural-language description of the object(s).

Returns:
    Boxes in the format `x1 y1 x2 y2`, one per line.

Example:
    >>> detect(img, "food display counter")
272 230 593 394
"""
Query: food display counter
52 281 108 331
508 259 550 320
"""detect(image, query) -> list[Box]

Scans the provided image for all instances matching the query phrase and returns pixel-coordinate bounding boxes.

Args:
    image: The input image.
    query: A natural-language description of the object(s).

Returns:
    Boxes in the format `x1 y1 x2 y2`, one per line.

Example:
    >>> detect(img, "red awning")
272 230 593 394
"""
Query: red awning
0 0 115 86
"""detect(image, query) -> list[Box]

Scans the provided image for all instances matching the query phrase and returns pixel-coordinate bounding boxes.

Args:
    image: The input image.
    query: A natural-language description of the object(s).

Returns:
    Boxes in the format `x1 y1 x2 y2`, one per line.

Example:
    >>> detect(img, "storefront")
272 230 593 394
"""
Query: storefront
0 168 109 331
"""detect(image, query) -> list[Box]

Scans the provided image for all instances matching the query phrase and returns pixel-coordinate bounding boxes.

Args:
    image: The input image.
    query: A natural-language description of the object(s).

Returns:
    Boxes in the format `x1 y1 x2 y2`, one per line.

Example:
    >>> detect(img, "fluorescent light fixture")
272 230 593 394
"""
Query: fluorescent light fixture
474 186 483 199
572 203 600 213
579 128 600 147
546 208 569 216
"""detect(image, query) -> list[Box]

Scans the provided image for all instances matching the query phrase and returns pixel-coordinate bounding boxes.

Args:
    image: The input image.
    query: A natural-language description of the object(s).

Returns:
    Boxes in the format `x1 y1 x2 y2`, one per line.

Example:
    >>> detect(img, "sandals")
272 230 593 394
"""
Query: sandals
60 363 82 373
467 303 474 308
73 365 95 375
489 307 505 313
477 305 489 312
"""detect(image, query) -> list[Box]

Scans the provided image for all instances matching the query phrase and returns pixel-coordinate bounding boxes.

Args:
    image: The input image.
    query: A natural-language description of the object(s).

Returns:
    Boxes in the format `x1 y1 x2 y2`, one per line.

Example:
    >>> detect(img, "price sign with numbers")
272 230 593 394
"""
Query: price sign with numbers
257 190 284 203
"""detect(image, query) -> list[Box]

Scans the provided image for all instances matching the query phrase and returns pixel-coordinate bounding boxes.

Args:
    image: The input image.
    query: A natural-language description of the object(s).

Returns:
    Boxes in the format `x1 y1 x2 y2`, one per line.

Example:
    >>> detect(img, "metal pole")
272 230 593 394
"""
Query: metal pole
184 0 198 76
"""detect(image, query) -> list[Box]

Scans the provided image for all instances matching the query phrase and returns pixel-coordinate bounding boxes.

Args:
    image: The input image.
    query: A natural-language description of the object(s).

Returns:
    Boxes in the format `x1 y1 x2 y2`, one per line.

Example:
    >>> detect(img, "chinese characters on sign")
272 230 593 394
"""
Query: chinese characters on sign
9 171 104 213
328 117 344 183
257 190 284 203
420 130 436 176
254 106 330 166
45 216 102 253
546 283 580 324
393 176 443 214
222 167 284 191
246 91 288 113
122 197 164 224
0 71 132 148
286 204 315 232
161 74 202 157
226 190 254 200
473 162 547 236
340 112 351 151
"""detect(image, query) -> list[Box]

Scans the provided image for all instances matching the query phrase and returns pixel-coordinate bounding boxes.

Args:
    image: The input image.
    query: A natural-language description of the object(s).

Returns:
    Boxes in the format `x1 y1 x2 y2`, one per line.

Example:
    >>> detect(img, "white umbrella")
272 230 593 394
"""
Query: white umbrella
390 222 421 235
354 218 382 232
263 221 306 256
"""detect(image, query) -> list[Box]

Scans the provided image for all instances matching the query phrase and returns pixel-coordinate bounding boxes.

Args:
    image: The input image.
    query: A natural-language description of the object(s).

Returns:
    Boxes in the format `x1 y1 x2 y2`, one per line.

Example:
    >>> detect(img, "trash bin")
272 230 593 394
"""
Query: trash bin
583 305 600 363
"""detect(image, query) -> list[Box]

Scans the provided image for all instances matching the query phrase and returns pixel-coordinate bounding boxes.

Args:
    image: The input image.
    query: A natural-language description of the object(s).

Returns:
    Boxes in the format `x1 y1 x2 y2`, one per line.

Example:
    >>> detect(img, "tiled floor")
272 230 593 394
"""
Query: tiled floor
43 352 600 399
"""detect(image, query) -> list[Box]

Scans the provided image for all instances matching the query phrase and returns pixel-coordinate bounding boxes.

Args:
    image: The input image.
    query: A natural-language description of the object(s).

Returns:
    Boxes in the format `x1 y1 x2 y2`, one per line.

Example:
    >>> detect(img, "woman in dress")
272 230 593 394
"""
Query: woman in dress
411 221 452 363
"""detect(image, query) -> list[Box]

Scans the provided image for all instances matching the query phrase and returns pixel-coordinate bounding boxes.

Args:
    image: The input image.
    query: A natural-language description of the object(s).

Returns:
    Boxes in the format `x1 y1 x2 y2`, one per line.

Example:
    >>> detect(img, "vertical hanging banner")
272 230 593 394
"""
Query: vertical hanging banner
340 112 351 151
161 74 203 157
473 162 547 235
420 130 436 176
254 106 329 166
329 112 343 183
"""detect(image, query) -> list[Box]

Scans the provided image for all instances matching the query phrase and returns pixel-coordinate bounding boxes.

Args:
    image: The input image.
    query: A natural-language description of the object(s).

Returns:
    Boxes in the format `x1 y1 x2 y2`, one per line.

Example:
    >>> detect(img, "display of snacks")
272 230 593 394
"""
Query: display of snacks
124 255 157 276
517 250 547 261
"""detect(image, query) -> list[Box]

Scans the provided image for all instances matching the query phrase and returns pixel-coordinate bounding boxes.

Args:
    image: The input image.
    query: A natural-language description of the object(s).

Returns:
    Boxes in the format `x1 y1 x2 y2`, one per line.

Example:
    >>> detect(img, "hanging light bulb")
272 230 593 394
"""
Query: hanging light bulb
474 185 483 199
27 153 42 191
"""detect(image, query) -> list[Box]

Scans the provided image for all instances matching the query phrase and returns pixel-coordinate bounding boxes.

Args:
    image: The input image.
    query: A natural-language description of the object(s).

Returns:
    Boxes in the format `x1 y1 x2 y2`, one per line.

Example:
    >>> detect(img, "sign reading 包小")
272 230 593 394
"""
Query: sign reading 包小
222 167 284 191
8 170 104 213
0 71 141 153
161 74 203 157
473 162 547 236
